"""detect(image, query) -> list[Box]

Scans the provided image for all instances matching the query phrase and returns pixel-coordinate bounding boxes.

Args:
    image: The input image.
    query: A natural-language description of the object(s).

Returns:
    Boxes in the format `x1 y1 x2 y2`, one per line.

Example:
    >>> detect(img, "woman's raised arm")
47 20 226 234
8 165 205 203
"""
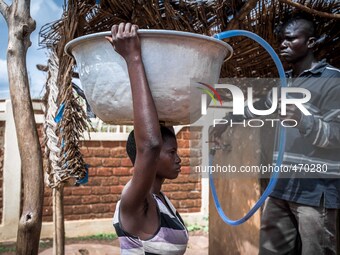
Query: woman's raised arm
107 23 162 214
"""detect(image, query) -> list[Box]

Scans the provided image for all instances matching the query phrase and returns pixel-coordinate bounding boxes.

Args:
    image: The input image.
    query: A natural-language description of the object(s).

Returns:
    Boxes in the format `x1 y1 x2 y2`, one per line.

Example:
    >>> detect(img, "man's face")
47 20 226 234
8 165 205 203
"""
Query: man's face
279 21 311 63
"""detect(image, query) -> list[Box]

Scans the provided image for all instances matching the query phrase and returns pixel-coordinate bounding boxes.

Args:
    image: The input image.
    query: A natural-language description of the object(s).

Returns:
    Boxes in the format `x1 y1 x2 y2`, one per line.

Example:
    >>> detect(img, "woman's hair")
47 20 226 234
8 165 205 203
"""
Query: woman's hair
126 126 176 165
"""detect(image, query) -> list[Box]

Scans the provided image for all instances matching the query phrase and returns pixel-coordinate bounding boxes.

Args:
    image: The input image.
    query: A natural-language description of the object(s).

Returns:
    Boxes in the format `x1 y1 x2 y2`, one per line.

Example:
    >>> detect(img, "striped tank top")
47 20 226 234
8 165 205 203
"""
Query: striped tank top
113 192 189 255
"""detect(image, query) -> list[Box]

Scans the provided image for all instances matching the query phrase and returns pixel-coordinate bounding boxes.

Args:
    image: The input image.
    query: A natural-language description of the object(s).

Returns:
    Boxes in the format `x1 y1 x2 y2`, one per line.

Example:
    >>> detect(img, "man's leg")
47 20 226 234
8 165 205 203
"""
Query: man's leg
291 201 338 255
259 197 300 255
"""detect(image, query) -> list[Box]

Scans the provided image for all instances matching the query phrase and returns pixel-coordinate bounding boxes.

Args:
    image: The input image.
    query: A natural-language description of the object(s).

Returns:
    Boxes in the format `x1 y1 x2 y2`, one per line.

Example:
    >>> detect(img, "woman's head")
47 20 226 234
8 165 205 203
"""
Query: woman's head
126 126 181 179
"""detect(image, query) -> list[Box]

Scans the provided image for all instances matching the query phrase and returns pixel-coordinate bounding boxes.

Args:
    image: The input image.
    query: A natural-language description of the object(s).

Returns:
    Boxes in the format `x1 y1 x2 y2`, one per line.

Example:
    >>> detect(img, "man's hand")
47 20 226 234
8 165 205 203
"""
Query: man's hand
209 122 228 140
105 23 140 63
279 101 302 124
208 116 231 148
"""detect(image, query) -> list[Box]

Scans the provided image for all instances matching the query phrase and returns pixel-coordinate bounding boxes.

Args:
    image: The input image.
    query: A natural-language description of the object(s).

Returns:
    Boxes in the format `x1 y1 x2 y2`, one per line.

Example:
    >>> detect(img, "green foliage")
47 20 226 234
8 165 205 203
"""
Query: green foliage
39 239 52 248
75 233 118 241
203 225 209 232
0 246 16 253
187 224 202 232
187 224 209 232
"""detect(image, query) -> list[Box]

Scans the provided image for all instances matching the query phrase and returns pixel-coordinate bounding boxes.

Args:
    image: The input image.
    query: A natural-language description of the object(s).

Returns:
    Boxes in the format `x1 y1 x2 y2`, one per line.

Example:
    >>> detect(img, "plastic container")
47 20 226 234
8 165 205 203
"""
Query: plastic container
65 30 233 125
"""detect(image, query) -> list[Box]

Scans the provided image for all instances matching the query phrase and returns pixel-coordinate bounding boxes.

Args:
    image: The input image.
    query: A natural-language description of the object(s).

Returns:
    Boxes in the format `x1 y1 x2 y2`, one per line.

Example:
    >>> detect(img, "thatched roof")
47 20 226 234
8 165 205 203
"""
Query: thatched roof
40 0 339 78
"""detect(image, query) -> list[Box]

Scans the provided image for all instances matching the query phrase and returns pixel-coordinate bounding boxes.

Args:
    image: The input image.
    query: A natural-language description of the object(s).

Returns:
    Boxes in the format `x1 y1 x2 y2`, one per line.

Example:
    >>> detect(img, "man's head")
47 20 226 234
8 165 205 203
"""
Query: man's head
126 126 181 179
279 16 317 63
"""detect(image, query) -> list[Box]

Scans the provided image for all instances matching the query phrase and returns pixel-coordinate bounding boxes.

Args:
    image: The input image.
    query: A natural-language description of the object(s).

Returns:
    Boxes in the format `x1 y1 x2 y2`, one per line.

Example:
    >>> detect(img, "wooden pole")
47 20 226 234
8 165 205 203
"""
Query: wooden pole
226 0 260 30
53 185 65 255
0 0 44 254
279 0 340 19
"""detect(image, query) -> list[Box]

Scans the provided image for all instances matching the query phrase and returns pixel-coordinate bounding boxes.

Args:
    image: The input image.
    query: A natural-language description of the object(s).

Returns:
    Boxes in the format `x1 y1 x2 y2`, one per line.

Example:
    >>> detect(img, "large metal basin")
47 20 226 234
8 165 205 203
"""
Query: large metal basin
65 30 233 125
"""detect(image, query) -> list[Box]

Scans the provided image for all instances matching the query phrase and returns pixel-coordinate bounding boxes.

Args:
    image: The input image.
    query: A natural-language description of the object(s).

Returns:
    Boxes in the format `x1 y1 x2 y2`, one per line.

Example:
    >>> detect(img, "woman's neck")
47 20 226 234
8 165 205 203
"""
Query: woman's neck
152 177 164 195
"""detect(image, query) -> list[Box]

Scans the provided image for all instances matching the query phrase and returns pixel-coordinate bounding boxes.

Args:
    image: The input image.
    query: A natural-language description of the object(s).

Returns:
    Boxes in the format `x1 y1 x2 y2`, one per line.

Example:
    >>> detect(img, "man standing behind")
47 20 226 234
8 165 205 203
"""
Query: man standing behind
212 16 340 254
259 16 340 255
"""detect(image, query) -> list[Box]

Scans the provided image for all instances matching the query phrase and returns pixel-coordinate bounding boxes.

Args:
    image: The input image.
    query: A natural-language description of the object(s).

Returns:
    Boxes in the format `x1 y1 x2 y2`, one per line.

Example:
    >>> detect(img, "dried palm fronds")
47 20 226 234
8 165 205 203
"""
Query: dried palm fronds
56 83 89 186
42 0 93 188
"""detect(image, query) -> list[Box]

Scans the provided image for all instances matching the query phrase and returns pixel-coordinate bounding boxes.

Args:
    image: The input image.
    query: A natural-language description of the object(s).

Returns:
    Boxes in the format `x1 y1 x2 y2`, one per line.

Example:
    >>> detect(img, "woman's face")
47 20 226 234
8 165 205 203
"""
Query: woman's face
156 136 181 180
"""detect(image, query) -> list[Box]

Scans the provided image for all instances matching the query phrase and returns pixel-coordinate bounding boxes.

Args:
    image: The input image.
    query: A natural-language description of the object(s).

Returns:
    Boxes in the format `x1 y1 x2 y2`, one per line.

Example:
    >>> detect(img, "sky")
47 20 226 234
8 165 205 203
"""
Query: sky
0 0 64 99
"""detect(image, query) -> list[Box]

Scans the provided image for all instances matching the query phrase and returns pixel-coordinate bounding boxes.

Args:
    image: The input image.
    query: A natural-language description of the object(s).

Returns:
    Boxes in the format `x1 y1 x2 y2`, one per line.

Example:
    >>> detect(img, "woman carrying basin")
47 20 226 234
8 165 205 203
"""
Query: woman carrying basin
107 23 189 254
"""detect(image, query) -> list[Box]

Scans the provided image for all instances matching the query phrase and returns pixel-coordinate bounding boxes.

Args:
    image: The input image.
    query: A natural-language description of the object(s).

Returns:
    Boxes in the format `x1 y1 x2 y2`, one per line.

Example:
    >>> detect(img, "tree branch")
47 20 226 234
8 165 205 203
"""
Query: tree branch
17 0 31 18
0 0 9 21
279 0 340 19
227 0 260 30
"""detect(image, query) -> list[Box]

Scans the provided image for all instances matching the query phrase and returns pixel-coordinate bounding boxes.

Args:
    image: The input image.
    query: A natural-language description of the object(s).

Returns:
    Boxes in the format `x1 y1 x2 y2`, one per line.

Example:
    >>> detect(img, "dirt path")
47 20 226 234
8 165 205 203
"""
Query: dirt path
38 232 208 255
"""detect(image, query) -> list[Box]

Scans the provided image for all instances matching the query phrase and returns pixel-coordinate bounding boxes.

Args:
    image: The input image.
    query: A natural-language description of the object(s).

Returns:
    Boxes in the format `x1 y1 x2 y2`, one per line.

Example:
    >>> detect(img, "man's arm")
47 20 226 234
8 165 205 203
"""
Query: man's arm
285 84 340 149
297 110 340 149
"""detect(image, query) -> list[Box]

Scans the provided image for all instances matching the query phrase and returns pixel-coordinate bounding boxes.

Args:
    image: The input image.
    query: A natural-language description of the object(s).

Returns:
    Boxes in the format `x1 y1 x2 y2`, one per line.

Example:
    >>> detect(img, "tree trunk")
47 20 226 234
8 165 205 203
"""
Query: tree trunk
0 0 44 254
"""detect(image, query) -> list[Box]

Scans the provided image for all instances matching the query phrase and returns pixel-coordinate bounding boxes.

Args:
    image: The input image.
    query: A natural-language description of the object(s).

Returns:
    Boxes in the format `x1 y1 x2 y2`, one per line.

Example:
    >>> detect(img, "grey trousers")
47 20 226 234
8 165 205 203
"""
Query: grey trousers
259 197 339 255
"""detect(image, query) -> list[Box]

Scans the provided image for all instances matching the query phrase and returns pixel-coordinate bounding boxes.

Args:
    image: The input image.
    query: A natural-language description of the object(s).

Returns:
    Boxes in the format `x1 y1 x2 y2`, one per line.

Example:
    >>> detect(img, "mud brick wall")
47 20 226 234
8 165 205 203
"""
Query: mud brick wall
42 127 202 222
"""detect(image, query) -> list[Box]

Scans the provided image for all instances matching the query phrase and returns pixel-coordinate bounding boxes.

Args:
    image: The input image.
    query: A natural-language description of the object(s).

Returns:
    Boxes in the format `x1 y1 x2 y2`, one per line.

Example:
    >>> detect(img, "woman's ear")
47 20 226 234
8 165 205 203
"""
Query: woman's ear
307 37 316 49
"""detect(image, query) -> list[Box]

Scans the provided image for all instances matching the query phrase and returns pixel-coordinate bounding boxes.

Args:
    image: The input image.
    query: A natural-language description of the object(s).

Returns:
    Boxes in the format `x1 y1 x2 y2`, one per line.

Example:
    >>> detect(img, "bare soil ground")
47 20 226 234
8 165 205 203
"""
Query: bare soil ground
0 231 208 255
